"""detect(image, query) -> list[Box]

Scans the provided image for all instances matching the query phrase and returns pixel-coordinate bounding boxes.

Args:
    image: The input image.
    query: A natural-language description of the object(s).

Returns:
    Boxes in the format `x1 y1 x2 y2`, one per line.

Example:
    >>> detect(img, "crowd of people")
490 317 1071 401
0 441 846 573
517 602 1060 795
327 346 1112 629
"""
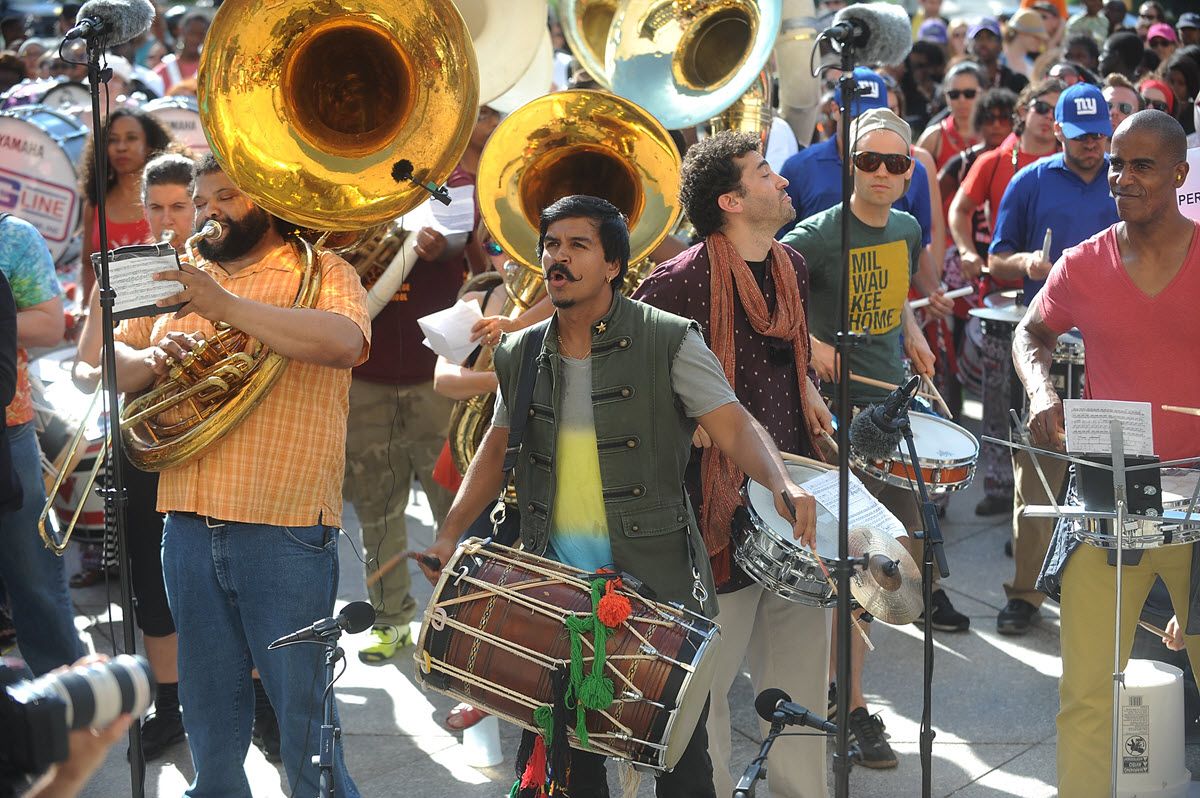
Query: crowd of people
0 1 1196 797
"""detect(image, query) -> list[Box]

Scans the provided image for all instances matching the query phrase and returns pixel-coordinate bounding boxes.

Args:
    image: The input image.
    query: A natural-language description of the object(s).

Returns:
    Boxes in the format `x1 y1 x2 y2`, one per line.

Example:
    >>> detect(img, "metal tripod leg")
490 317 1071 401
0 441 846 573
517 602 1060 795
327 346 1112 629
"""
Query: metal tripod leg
1110 421 1127 798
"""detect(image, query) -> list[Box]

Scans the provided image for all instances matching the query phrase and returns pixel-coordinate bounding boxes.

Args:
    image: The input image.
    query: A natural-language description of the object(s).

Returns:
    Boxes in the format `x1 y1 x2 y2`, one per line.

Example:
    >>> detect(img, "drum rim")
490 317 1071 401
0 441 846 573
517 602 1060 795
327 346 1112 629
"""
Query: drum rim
733 538 836 606
879 413 980 468
741 479 840 559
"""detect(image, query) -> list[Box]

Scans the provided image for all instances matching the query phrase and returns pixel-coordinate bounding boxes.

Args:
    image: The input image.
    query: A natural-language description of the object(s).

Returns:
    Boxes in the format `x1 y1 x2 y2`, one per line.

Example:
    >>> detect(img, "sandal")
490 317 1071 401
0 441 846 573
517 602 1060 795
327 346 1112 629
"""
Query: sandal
445 703 489 730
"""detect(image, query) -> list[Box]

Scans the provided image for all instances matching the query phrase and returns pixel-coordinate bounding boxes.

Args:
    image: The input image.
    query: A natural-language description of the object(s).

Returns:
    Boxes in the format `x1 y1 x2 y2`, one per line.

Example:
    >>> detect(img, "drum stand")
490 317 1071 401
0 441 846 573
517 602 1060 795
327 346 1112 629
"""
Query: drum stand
982 426 1200 798
70 33 145 797
732 716 786 798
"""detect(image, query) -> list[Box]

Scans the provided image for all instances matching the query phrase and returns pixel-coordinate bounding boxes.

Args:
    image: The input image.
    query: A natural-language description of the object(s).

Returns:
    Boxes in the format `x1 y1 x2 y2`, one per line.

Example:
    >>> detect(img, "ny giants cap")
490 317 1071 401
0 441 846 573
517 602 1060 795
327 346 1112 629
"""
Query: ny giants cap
833 67 889 118
1056 82 1113 139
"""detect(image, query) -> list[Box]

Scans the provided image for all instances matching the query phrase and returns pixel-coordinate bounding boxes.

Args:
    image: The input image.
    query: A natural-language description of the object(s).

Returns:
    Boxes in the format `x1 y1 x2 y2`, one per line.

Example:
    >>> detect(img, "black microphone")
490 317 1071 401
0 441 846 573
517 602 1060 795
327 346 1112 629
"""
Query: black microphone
64 0 155 45
755 688 838 734
849 374 922 461
267 601 376 649
825 2 913 66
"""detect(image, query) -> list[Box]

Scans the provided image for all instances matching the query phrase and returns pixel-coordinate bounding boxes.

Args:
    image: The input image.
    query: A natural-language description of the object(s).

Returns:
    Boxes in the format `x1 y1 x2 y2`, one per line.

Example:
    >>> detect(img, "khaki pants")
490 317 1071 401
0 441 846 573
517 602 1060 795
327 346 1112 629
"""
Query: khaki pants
1057 542 1200 796
707 584 831 798
344 379 455 627
1005 451 1068 608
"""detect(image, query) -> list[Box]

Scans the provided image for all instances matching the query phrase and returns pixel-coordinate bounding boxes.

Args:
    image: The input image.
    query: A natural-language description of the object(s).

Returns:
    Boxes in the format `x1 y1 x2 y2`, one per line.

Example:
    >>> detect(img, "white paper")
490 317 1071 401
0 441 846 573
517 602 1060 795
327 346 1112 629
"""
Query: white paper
402 184 476 237
1063 399 1155 457
798 469 908 541
105 250 184 316
417 298 484 363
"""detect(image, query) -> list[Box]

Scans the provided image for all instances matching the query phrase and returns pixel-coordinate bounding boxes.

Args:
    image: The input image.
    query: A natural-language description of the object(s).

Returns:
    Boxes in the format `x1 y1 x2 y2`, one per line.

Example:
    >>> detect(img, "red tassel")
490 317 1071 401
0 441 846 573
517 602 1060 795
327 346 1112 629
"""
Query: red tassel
520 735 547 789
596 579 632 628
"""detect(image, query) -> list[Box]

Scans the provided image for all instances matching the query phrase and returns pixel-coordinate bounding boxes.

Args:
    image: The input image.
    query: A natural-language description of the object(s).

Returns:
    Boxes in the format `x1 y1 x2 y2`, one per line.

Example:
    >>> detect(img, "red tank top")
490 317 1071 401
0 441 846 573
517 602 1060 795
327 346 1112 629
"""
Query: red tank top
88 206 152 257
935 115 978 171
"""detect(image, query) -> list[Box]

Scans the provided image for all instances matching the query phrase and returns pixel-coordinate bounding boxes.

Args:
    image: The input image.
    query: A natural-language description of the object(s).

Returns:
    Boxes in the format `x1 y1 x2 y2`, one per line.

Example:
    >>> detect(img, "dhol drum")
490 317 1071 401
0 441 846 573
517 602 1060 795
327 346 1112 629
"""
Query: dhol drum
0 105 86 264
853 413 980 494
143 96 210 154
1071 469 1200 550
736 461 838 606
416 539 720 771
1051 329 1085 401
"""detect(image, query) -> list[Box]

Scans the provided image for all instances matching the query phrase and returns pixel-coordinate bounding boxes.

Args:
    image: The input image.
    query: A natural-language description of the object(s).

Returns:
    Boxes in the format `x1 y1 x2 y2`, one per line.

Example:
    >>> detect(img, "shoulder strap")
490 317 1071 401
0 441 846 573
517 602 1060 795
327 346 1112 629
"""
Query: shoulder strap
501 324 548 473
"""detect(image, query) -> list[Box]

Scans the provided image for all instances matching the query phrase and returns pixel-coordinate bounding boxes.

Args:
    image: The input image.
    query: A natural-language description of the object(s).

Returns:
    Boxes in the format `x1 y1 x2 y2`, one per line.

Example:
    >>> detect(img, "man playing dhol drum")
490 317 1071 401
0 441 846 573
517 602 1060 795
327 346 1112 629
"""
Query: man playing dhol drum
1014 109 1200 797
632 131 835 798
416 194 816 797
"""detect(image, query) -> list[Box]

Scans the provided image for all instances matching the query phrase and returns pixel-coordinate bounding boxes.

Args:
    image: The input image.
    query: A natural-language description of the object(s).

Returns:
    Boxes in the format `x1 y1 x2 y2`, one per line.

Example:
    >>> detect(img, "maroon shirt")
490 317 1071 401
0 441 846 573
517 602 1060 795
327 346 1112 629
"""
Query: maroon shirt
353 168 477 386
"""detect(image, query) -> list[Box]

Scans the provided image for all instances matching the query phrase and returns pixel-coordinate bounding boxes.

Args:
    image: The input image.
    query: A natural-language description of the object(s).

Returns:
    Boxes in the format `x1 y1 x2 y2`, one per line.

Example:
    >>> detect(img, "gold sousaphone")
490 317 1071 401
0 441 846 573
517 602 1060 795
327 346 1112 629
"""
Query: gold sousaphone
447 90 682 473
119 0 480 471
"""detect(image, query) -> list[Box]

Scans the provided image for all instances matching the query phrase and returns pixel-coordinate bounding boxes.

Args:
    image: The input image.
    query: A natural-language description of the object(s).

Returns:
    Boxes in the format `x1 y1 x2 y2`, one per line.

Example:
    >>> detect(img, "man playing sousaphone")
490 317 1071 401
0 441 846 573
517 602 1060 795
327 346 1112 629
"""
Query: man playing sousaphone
415 194 816 797
110 154 370 797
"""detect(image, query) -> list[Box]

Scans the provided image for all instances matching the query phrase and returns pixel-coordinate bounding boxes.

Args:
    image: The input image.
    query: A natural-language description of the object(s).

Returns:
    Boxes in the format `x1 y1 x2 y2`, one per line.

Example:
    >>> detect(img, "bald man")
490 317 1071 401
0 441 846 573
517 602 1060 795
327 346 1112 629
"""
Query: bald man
1013 110 1200 796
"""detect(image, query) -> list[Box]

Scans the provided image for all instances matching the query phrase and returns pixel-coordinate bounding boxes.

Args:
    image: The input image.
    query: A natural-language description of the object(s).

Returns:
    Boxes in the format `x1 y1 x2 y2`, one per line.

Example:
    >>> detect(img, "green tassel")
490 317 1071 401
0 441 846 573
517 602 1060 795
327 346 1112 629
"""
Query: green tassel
534 704 554 743
508 780 520 798
560 578 620 750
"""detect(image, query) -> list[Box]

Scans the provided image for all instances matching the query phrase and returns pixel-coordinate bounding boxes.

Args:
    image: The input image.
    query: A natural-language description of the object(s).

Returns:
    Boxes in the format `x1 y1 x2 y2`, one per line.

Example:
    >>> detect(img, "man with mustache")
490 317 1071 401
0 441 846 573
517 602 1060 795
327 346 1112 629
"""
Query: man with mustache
416 194 817 797
1013 109 1200 797
632 131 834 798
110 154 369 798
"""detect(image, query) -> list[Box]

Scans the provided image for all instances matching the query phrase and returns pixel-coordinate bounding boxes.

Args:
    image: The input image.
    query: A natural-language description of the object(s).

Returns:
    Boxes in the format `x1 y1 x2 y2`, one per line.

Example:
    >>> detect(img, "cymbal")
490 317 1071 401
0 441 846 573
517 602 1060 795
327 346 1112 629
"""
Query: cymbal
968 305 1026 325
848 526 923 625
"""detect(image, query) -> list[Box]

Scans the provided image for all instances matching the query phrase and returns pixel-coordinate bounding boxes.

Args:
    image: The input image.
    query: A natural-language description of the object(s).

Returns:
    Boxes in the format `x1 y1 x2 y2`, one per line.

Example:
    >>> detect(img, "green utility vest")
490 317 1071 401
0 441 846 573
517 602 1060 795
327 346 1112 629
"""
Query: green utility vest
493 293 718 617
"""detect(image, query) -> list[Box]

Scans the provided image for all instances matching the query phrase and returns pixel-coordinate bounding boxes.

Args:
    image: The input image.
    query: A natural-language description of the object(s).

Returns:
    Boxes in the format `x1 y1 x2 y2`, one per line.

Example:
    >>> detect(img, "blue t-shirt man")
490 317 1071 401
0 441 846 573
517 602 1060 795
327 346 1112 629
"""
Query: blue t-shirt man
778 67 933 245
989 82 1119 299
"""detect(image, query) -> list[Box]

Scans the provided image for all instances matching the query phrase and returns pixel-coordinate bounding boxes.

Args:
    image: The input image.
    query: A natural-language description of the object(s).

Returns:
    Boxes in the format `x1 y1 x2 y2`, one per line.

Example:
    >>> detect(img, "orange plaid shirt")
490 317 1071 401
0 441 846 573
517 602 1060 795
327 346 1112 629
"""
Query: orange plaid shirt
115 241 370 528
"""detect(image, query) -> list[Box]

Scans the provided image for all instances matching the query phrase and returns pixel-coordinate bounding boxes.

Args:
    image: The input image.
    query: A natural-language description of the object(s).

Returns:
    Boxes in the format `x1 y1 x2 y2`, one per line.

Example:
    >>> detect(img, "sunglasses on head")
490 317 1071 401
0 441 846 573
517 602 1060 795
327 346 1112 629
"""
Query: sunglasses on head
852 150 912 175
947 88 978 100
1030 99 1054 116
1147 99 1170 112
1107 100 1135 115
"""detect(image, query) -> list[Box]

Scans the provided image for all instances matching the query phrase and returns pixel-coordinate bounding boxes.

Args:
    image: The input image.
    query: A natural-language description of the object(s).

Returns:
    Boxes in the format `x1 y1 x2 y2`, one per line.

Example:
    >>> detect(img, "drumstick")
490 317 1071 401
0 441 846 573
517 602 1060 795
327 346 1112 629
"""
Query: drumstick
921 374 953 419
812 556 875 652
365 551 442 588
781 451 835 471
1137 619 1171 639
849 373 941 403
1162 405 1200 417
820 431 839 455
908 286 974 309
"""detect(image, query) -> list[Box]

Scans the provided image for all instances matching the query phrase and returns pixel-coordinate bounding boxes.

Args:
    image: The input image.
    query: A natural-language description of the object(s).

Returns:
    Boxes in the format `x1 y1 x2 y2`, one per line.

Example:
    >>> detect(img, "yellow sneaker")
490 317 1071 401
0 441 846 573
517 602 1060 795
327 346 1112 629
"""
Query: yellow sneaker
358 624 412 663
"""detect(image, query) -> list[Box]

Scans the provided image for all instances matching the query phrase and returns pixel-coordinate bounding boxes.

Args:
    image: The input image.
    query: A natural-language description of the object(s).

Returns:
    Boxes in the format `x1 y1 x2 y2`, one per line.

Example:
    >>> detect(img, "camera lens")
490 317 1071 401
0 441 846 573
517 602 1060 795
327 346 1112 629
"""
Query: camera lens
10 655 154 730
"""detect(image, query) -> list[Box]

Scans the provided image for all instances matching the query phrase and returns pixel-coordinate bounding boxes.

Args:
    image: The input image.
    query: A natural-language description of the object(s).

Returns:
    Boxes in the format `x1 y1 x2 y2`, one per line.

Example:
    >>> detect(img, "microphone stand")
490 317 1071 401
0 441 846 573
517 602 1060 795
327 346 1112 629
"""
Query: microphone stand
79 37 145 798
732 717 786 798
317 634 347 797
895 408 949 798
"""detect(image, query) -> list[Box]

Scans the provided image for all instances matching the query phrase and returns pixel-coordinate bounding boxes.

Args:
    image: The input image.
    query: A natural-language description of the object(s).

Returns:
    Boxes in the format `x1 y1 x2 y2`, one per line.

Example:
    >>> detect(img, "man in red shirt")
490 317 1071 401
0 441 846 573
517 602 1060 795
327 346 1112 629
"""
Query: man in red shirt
1014 109 1200 796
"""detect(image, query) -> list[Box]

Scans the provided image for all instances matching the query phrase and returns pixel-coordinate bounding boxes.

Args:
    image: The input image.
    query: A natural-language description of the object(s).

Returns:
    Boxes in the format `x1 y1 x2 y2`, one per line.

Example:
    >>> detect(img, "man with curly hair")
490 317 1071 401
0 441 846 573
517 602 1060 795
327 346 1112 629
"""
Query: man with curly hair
634 131 835 798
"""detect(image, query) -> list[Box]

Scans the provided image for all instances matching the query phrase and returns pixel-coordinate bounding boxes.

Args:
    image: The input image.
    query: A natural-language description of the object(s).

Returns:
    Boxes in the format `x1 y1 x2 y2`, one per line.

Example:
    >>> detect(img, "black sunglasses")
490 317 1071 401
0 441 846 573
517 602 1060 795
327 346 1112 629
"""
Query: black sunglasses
852 151 912 175
1149 37 1172 47
1030 99 1054 116
947 88 978 100
1147 99 1170 112
982 112 1012 124
1107 100 1135 115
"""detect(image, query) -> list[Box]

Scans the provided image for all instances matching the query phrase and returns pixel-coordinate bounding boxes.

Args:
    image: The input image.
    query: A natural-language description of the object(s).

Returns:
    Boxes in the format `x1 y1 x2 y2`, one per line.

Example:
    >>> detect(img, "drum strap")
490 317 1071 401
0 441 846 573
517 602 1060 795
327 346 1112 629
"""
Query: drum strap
501 324 546 474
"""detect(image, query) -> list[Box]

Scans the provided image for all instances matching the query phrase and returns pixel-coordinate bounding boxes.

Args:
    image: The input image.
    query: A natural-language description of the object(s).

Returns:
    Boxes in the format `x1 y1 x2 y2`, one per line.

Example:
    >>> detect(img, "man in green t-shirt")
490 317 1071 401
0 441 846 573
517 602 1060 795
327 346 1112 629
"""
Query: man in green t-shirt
781 107 968 770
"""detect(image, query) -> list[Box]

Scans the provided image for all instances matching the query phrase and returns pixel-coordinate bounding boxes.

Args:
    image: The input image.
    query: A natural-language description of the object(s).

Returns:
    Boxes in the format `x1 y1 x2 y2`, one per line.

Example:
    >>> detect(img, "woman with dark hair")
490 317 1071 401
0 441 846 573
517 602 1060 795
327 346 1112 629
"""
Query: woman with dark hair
917 61 987 169
1162 51 1200 134
77 106 174 300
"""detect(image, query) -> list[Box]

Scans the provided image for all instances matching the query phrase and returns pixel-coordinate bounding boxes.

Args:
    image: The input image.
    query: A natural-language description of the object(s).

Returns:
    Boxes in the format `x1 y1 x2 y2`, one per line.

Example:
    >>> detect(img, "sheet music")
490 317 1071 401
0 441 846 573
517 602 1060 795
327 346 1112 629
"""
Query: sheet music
1063 399 1155 457
91 244 184 321
798 470 908 540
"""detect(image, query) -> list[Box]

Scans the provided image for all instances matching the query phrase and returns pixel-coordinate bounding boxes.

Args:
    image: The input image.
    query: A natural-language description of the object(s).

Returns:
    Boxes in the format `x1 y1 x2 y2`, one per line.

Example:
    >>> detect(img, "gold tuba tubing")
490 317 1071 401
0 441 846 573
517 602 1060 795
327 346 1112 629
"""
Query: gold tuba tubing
37 387 105 556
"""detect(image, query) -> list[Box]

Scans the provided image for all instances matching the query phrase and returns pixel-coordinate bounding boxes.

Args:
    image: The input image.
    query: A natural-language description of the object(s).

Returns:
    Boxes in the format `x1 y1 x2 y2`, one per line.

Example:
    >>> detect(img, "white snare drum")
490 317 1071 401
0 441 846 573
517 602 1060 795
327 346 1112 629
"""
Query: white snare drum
736 462 838 606
1072 469 1200 550
1051 329 1085 401
854 413 979 494
143 96 209 153
0 106 86 264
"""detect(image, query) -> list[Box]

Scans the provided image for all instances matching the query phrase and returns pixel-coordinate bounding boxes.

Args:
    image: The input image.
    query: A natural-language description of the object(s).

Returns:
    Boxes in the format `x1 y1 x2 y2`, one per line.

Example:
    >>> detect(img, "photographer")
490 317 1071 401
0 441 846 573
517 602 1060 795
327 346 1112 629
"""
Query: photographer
22 714 132 798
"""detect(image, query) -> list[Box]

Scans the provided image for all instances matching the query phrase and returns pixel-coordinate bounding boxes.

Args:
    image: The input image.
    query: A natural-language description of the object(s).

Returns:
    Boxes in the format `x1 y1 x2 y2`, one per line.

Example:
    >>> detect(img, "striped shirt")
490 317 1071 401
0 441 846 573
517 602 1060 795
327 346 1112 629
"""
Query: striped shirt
115 240 370 527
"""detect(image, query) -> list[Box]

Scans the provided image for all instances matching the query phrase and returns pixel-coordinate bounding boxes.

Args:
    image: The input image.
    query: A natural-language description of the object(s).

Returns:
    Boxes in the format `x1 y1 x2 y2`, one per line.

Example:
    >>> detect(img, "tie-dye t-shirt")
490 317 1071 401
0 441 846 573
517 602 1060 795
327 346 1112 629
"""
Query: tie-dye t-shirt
0 216 63 425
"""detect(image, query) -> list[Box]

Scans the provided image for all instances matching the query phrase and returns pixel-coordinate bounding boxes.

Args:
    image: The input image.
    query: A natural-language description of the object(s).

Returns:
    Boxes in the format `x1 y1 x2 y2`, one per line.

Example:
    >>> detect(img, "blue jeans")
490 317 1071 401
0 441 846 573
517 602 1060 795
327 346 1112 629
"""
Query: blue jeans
0 421 82 675
162 513 359 798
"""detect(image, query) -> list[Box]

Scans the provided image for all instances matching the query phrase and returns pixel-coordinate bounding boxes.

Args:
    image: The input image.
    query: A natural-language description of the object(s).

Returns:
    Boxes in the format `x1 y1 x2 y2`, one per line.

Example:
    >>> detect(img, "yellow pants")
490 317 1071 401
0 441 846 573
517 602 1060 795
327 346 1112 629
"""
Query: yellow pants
1057 542 1200 796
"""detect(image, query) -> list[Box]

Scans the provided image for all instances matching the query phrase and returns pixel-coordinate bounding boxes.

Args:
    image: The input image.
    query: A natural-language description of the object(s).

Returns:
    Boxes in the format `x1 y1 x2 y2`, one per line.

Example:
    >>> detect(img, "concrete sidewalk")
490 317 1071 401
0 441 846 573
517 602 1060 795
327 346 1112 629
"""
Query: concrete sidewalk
63 413 1199 797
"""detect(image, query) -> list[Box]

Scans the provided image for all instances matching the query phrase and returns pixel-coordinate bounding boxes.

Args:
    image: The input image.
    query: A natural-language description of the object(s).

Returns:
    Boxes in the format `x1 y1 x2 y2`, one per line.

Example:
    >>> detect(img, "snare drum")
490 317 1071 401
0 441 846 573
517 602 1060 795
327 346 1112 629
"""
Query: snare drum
1051 329 1085 401
143 96 209 153
0 105 86 264
416 539 720 771
1071 469 1200 549
854 413 979 494
736 462 838 606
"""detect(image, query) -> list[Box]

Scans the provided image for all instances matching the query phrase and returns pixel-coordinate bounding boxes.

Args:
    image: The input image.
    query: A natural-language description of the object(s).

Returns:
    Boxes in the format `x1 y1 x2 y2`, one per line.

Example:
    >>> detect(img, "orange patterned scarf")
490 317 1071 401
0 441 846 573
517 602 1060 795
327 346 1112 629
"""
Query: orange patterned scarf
701 232 822 584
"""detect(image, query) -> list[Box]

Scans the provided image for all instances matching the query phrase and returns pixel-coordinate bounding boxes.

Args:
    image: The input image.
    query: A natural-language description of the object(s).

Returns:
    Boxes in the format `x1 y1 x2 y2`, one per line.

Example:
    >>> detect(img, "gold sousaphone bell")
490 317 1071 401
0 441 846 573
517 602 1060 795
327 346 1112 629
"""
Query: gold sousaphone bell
120 0 480 471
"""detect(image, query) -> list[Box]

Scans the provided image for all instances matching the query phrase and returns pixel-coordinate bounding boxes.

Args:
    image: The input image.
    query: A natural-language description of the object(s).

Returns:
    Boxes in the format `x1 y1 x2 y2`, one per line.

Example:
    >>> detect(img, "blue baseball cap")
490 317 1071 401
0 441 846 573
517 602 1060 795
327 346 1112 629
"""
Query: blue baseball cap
1055 82 1112 139
968 18 1001 39
833 67 889 119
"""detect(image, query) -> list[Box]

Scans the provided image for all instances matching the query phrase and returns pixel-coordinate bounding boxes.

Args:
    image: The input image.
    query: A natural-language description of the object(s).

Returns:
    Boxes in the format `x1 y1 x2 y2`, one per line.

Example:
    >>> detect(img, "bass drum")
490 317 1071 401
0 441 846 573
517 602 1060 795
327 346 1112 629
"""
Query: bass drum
1 79 88 111
0 106 86 265
143 96 209 154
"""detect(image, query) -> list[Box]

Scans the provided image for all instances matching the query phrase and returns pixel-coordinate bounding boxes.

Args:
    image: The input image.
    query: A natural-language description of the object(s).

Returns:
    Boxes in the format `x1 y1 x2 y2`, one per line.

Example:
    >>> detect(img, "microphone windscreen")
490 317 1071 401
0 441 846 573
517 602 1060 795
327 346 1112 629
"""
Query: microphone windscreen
754 687 791 722
77 0 156 45
340 601 377 634
832 2 913 66
849 408 903 461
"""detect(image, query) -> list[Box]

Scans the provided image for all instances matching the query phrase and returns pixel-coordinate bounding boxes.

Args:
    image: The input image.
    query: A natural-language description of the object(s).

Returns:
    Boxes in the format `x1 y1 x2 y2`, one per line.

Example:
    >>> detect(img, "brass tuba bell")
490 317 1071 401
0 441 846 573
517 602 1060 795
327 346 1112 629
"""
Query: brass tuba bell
447 90 682 474
120 0 481 471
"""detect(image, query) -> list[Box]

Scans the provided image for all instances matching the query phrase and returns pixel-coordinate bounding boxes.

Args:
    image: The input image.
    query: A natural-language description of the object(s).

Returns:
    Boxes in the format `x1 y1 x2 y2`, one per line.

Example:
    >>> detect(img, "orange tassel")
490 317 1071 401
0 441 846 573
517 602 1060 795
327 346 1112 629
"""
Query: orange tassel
596 579 632 628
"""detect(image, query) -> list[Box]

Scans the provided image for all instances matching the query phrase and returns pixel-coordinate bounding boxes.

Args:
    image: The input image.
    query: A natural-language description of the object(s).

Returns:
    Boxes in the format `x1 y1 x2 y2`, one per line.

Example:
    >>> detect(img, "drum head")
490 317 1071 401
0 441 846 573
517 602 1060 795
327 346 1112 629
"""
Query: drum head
144 96 210 153
747 462 839 560
41 81 91 111
904 414 979 463
0 107 85 263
